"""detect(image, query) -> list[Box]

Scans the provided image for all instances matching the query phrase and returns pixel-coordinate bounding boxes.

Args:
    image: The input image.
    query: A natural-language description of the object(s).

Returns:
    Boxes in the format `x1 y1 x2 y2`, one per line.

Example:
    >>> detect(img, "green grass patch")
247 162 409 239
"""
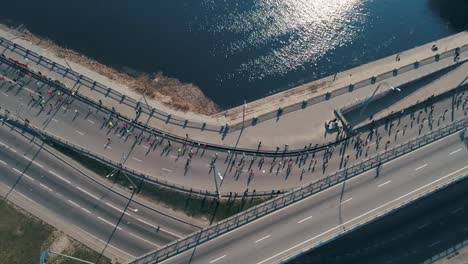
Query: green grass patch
0 201 111 264
0 201 53 264
50 142 272 222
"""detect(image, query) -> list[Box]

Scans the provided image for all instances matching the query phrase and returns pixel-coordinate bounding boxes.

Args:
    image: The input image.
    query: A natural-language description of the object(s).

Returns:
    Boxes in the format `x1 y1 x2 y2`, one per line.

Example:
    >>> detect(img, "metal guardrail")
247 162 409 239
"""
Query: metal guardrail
130 116 468 264
283 171 468 263
353 83 468 135
0 37 221 133
423 239 468 264
0 118 202 229
1 55 467 200
0 55 356 158
1 37 467 133
225 44 468 131
0 111 284 199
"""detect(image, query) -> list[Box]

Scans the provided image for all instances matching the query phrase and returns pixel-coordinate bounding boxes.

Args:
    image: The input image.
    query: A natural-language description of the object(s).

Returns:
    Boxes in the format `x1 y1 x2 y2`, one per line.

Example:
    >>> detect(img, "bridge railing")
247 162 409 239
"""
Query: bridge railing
1 37 467 133
0 37 223 133
130 116 468 264
0 109 283 199
1 56 466 200
227 44 468 131
282 171 468 263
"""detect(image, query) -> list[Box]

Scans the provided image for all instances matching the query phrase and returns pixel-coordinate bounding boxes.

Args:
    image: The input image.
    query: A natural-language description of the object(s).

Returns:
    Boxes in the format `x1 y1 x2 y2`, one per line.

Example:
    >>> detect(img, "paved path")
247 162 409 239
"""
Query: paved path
0 29 467 150
0 61 467 194
0 123 200 262
156 133 468 264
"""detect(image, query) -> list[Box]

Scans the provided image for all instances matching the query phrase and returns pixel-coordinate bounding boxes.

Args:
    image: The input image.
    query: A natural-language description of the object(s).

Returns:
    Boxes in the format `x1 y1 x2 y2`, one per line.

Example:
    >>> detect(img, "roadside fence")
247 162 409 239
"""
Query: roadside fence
0 110 286 200
1 37 467 133
129 116 468 264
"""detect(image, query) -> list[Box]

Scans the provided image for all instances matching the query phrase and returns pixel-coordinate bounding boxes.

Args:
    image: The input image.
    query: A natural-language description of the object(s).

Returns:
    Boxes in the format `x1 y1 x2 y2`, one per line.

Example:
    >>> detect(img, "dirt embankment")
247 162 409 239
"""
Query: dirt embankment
18 29 220 115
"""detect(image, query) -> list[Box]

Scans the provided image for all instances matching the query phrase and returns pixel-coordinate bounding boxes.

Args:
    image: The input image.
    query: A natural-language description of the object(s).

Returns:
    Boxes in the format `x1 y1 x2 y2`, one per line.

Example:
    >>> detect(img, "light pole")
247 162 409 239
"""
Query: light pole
210 163 223 224
359 81 401 117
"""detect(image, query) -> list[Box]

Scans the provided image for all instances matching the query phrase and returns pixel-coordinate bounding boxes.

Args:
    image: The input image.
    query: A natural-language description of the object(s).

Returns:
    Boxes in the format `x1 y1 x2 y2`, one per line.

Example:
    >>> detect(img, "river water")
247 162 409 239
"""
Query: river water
0 0 466 108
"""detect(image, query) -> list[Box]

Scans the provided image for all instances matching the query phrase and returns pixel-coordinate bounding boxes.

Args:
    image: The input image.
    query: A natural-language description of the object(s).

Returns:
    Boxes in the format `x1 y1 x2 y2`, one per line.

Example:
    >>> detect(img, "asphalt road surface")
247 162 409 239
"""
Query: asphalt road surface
0 122 199 261
0 61 466 195
287 172 468 264
157 132 467 264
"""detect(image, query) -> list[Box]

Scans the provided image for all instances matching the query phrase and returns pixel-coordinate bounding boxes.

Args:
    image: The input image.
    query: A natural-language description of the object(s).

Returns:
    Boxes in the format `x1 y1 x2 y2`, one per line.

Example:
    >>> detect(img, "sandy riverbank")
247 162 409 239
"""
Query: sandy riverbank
1 23 219 115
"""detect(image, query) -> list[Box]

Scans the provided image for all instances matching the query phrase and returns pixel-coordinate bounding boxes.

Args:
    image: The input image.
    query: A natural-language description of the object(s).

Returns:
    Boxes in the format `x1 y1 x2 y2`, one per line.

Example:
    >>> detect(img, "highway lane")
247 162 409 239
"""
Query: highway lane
0 124 200 257
158 132 468 264
0 59 467 194
0 122 199 235
0 125 198 235
289 167 468 264
0 69 463 196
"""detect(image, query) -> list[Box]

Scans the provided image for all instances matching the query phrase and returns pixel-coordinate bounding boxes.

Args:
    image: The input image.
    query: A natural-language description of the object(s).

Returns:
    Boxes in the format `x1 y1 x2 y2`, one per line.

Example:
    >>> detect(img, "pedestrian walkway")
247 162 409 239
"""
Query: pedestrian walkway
0 28 467 152
0 63 466 194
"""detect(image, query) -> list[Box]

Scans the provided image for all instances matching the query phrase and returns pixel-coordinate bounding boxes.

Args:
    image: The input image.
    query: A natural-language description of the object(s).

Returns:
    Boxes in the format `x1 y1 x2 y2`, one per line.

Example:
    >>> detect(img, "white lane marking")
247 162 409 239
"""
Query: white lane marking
256 165 468 264
132 157 142 162
87 119 95 124
428 241 441 248
162 168 172 172
22 156 44 168
415 164 428 171
48 170 71 184
170 155 177 159
76 186 100 200
129 232 161 247
209 255 226 263
68 199 80 207
104 145 112 150
52 118 58 122
2 92 8 97
255 235 271 243
39 183 52 191
378 181 392 188
142 145 149 149
68 200 91 214
12 168 34 181
75 130 85 136
97 217 122 230
340 198 352 204
6 186 135 258
136 218 182 238
450 148 462 155
129 207 139 212
105 202 131 216
297 216 313 224
0 159 7 165
0 141 17 152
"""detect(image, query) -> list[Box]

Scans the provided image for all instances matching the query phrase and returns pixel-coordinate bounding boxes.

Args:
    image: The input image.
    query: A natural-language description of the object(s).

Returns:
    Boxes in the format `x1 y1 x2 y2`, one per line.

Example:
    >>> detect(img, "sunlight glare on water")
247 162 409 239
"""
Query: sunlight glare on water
198 0 367 83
